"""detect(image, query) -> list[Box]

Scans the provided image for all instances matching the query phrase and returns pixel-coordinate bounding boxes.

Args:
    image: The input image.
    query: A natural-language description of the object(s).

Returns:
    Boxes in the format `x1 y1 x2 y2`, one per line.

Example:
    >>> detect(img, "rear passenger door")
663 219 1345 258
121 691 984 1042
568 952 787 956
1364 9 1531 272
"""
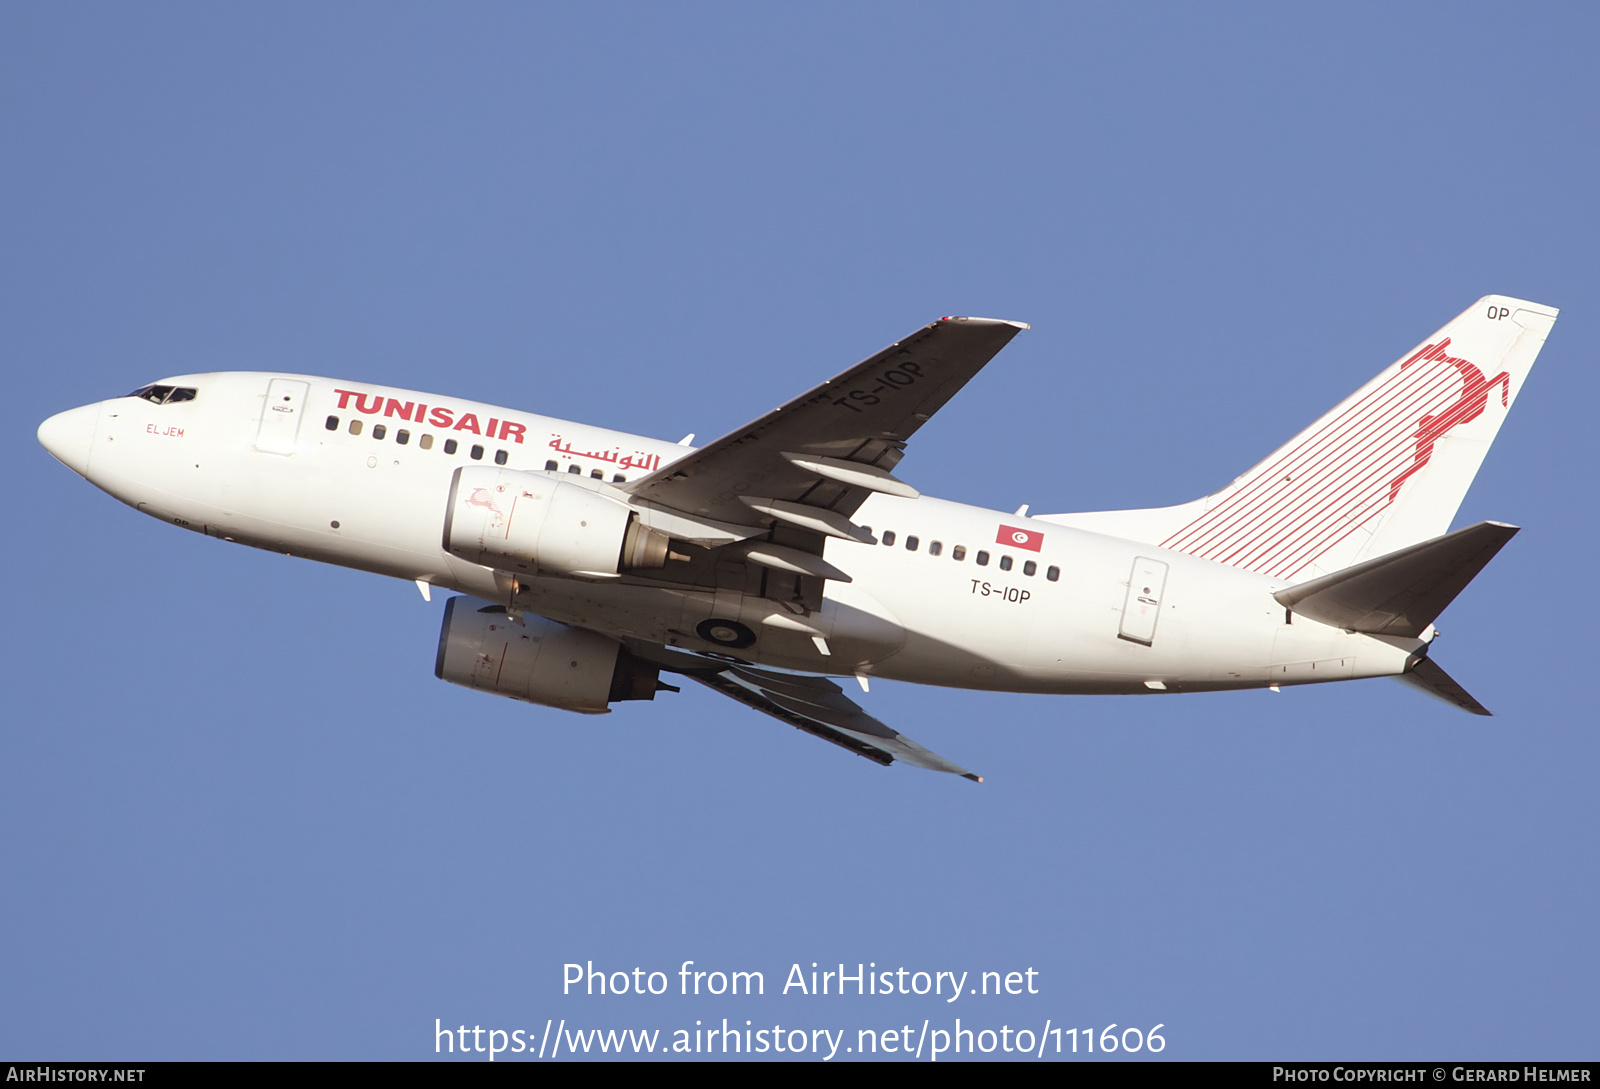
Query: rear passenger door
1118 557 1169 646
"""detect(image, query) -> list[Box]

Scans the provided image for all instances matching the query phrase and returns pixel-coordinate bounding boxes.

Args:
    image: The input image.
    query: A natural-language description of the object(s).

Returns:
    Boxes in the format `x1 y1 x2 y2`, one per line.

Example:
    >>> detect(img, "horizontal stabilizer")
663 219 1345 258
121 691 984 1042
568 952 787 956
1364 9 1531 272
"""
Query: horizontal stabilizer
1274 521 1518 637
1393 657 1492 716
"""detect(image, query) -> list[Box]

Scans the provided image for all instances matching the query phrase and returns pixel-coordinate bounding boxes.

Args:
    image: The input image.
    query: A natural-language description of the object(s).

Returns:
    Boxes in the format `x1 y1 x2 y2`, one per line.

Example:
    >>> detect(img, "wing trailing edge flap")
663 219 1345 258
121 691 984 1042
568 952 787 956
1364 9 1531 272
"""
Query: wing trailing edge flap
1393 657 1492 716
1273 521 1518 637
685 663 982 781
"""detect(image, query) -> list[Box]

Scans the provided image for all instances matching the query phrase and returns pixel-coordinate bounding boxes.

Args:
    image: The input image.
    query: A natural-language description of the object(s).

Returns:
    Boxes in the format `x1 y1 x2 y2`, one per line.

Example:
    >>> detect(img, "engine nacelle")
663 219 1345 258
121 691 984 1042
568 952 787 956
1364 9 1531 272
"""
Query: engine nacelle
434 596 662 714
443 466 670 577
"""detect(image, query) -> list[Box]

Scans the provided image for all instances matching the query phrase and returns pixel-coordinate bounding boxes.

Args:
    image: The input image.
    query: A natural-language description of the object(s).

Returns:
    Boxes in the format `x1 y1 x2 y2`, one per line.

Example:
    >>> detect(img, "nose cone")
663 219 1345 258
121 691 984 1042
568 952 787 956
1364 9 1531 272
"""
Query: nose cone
38 403 100 478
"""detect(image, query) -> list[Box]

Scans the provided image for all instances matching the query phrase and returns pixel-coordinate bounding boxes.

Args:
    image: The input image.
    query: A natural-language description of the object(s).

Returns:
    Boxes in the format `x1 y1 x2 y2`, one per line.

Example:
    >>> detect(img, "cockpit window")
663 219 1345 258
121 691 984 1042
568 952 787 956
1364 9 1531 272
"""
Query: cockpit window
127 384 198 405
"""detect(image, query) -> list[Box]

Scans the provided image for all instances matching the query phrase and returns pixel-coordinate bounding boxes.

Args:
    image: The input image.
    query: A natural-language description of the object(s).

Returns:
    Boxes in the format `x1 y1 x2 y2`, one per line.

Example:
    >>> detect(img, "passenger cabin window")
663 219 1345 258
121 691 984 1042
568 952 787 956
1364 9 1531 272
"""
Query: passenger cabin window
882 531 897 546
929 541 943 556
494 449 508 465
590 468 602 479
976 550 990 566
612 473 626 483
325 415 339 430
396 430 410 445
443 438 457 454
1023 560 1037 576
419 434 434 450
567 464 581 474
906 536 919 551
348 419 363 436
546 460 559 471
999 555 1013 571
952 545 967 561
372 424 387 441
1046 565 1060 581
470 444 484 460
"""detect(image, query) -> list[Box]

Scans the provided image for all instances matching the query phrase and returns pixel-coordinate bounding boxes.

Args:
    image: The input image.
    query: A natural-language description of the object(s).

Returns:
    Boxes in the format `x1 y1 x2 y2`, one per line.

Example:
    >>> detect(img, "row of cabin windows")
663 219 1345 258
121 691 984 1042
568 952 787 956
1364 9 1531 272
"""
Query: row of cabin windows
324 415 630 481
545 459 628 483
863 527 1060 581
327 414 509 463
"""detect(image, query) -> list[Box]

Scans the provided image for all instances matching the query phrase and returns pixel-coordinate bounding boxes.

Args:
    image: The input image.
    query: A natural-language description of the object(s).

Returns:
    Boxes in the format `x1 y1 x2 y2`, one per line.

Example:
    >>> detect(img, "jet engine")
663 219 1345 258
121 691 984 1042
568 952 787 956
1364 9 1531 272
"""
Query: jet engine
443 466 671 577
434 596 665 714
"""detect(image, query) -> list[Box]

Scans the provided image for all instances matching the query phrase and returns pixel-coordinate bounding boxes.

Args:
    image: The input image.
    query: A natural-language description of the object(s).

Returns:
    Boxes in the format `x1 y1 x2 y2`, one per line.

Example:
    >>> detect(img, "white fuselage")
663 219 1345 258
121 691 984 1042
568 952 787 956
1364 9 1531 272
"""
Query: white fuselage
45 372 1424 695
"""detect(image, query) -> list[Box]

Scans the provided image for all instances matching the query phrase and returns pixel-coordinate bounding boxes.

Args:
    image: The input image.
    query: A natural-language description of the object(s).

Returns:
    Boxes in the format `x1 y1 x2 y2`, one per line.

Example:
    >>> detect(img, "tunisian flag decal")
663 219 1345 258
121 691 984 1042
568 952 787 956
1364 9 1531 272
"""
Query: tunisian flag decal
997 525 1044 552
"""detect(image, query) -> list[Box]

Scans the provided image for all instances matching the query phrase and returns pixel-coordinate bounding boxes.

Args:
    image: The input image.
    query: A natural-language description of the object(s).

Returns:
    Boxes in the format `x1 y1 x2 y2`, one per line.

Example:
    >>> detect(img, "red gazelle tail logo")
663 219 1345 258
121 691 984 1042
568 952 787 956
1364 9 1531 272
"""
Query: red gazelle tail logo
1386 338 1511 502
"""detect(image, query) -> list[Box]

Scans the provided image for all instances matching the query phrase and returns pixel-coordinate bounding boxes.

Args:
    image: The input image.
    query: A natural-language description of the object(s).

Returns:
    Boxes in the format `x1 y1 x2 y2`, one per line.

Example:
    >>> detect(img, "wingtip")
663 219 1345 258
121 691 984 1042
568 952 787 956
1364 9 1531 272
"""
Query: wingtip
963 772 984 783
938 316 1030 331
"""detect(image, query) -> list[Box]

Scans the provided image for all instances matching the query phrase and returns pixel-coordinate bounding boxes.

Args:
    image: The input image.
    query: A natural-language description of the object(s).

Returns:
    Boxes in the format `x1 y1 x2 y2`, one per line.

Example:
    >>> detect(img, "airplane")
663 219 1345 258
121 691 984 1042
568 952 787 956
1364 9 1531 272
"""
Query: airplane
36 295 1557 781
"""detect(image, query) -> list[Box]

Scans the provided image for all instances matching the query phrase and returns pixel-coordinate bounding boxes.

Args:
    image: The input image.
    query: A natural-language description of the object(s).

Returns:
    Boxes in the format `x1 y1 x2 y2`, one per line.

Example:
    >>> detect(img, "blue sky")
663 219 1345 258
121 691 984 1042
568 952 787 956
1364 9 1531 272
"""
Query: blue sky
4 2 1596 1061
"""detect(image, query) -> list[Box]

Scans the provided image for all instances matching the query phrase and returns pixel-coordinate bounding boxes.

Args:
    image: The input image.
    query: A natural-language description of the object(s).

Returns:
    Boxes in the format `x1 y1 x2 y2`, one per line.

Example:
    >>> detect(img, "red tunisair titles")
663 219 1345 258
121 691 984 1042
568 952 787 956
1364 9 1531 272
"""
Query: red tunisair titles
334 388 528 444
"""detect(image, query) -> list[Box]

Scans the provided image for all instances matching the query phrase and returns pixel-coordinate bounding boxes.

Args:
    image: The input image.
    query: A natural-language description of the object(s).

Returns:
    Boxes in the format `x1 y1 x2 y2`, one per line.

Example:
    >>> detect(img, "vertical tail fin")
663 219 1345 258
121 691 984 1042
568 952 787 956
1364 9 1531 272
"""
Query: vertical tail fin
1043 296 1557 580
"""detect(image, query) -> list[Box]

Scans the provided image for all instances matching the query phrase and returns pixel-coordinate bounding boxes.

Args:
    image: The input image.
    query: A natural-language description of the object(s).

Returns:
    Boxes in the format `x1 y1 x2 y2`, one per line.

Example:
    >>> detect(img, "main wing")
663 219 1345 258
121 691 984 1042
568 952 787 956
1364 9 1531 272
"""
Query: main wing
607 318 1024 778
624 316 1027 527
679 660 982 781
